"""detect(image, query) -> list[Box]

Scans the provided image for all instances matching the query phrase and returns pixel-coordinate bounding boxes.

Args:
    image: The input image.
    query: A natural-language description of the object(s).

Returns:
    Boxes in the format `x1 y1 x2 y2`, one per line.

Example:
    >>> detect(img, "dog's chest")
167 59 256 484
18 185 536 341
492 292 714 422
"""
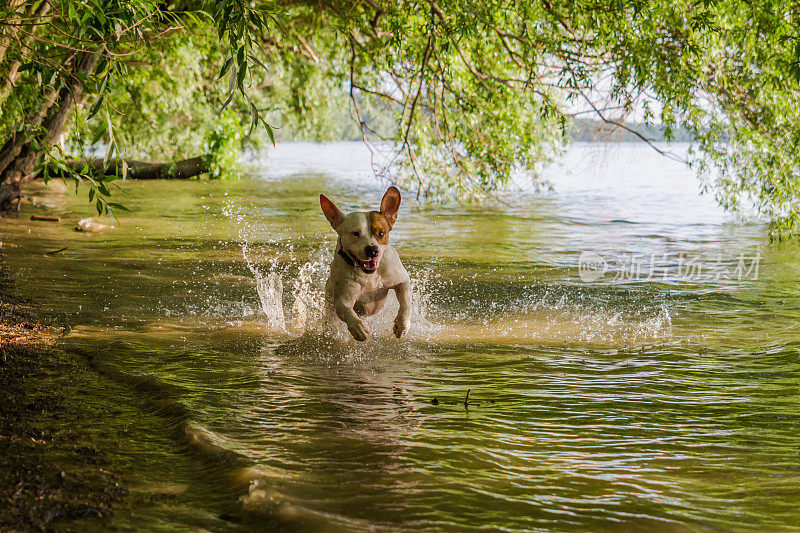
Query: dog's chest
355 287 389 317
350 274 389 316
356 272 386 293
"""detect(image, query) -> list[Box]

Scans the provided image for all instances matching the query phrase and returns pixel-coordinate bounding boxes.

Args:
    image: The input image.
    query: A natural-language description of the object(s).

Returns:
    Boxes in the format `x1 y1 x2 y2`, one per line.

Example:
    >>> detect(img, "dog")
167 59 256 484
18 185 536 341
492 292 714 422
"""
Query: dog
320 186 411 341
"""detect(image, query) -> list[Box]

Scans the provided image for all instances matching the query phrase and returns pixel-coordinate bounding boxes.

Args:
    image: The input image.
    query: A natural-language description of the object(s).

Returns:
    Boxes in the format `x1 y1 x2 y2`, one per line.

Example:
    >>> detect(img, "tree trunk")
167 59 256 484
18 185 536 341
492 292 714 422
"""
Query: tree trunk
0 85 59 178
0 50 99 211
48 156 210 180
0 0 26 66
0 0 52 106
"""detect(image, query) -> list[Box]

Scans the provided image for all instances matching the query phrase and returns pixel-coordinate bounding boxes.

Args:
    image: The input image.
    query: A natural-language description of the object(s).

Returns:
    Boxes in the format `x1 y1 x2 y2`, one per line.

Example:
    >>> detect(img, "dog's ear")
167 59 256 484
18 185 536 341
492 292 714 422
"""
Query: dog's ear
320 194 344 230
380 186 401 228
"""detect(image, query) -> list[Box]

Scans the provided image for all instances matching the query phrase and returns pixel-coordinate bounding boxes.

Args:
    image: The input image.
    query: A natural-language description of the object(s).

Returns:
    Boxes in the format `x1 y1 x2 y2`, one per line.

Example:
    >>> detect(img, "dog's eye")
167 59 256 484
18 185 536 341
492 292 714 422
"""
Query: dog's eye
378 231 385 238
352 231 360 237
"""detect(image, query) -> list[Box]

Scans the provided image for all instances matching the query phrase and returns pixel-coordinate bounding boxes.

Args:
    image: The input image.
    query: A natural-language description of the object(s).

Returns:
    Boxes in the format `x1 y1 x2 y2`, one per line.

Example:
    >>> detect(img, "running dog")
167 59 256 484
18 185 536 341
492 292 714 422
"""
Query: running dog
320 186 411 341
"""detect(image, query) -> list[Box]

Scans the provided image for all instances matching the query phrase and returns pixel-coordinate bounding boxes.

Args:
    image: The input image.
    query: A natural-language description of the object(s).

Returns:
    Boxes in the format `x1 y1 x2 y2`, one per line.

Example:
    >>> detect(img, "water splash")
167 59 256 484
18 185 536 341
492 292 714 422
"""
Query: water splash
222 196 435 329
223 200 671 350
253 270 285 332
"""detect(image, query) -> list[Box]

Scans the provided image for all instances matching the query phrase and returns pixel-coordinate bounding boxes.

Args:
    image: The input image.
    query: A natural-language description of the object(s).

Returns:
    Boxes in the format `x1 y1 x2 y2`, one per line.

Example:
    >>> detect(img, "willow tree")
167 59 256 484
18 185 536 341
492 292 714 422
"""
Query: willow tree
1 1 799 238
0 0 271 213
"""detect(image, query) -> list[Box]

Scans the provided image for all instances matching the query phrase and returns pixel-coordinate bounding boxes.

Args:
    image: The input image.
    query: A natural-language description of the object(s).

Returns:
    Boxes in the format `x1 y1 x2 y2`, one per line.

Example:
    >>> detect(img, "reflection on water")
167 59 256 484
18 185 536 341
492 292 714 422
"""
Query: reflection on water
2 142 800 531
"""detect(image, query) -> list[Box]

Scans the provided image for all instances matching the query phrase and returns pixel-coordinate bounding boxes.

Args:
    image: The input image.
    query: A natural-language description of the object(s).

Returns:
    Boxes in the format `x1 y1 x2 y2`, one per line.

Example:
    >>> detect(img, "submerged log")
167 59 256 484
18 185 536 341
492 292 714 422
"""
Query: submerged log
30 215 60 222
44 155 210 180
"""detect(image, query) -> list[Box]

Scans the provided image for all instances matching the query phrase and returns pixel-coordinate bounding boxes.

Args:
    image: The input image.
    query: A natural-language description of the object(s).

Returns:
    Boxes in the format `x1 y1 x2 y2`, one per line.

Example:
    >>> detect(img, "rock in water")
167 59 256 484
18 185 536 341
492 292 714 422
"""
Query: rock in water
76 218 112 233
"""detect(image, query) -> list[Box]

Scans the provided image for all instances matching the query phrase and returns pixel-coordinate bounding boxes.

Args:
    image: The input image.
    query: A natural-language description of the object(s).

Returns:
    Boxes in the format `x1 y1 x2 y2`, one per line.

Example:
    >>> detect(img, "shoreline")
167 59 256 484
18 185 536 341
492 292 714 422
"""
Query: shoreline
0 255 127 531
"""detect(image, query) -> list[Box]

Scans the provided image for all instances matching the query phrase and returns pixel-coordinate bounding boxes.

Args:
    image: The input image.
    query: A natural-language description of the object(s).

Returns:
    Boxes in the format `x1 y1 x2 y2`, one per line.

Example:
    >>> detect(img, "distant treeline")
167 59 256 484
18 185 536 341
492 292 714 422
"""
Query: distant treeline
569 119 695 142
275 110 695 144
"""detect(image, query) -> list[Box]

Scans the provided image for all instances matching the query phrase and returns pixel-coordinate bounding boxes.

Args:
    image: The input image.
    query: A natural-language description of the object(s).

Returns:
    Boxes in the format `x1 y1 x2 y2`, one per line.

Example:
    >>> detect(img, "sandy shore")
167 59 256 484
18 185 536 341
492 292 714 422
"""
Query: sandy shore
0 257 127 531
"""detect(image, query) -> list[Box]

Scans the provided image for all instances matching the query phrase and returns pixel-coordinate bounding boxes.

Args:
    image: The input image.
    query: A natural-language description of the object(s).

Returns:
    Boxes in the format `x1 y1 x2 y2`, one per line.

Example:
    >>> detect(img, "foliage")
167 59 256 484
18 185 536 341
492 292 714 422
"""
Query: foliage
2 1 800 237
0 0 278 215
330 0 800 236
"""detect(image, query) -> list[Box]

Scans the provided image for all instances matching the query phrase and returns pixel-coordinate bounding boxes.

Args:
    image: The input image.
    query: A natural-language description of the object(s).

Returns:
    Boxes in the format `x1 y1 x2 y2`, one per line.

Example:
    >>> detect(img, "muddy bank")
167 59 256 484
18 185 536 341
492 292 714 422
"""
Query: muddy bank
0 259 126 531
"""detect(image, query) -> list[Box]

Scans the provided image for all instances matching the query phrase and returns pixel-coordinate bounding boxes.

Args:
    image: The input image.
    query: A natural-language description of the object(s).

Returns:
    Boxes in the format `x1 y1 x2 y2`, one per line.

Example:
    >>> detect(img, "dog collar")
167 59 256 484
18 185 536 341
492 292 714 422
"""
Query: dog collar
337 247 356 267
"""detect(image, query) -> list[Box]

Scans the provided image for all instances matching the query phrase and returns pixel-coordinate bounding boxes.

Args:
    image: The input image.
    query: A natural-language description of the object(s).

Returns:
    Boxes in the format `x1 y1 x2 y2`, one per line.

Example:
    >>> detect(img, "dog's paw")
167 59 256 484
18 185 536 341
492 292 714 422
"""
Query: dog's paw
393 316 409 339
348 319 370 342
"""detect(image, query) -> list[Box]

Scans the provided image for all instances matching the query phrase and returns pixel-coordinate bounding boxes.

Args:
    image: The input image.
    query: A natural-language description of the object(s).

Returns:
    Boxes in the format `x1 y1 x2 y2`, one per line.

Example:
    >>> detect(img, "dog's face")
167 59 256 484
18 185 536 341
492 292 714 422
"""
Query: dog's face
320 187 401 274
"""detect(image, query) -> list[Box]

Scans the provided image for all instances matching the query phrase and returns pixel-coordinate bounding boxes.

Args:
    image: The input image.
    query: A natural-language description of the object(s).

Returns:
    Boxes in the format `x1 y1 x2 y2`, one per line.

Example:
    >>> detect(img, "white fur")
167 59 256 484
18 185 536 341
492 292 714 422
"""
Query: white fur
321 196 411 342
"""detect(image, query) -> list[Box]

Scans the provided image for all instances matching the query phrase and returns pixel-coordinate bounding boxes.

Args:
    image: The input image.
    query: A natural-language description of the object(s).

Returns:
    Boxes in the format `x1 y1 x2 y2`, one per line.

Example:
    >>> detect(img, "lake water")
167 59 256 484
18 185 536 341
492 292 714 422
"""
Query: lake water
2 142 799 531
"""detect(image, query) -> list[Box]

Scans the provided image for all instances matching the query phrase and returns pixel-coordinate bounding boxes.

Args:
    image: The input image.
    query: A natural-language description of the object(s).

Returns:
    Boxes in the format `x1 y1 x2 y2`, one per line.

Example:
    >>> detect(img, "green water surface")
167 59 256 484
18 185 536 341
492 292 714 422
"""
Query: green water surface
1 143 799 531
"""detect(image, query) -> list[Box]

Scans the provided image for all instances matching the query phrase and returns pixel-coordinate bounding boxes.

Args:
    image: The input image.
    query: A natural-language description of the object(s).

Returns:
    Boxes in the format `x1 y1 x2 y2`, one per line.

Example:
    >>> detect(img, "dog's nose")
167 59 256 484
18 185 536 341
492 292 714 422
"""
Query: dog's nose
364 245 379 258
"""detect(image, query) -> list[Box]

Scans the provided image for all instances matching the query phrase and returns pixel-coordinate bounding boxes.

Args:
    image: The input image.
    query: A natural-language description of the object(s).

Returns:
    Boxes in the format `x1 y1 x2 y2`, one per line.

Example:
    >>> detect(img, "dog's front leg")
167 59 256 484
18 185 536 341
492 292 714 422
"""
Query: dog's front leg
334 291 370 342
393 282 412 338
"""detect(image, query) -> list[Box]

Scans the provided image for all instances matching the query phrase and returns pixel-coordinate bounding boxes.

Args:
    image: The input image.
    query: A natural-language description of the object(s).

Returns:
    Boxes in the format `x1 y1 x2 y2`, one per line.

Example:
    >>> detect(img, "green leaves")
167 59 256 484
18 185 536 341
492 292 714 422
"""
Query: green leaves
0 0 286 215
212 1 277 141
6 0 800 237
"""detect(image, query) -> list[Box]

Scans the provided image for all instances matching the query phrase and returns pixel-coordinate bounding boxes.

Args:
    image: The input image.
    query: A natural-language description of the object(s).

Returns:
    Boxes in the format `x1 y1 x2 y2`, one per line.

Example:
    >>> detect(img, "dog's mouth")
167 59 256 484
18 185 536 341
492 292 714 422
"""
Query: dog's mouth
356 257 379 273
340 248 380 273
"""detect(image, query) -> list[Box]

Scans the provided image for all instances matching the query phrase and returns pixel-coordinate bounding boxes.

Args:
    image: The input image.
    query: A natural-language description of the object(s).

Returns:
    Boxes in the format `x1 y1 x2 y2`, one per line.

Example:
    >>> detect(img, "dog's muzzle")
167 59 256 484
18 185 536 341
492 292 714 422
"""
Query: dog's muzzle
338 249 379 274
